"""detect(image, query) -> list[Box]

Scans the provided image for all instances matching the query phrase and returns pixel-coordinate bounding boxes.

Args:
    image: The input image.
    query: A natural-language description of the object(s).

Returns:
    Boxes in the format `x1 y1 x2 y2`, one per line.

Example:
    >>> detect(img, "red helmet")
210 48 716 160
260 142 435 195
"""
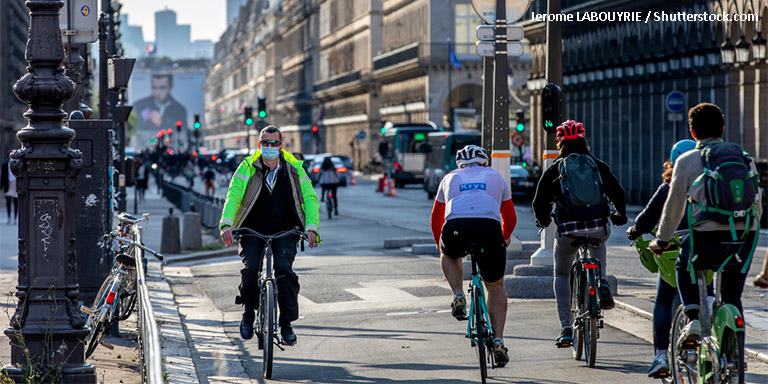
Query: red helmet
555 120 586 142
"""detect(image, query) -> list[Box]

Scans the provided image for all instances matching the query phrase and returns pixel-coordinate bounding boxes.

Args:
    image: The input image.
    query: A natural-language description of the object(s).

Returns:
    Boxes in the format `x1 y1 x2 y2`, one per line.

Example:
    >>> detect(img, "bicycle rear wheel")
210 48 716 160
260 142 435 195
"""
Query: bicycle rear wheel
570 266 584 360
721 329 745 384
262 280 275 379
473 285 488 384
670 305 698 384
583 285 598 368
117 268 137 321
85 277 113 358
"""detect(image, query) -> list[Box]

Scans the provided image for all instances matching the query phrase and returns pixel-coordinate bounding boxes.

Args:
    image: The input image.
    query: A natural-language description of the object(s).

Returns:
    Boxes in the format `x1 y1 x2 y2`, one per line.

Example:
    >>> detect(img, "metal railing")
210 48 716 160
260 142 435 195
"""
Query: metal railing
133 226 164 383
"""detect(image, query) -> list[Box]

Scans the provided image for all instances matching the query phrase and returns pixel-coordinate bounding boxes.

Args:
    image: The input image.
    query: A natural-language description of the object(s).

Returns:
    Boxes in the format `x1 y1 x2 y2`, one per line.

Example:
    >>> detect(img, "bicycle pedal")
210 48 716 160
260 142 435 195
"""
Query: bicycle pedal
80 305 92 315
100 342 114 350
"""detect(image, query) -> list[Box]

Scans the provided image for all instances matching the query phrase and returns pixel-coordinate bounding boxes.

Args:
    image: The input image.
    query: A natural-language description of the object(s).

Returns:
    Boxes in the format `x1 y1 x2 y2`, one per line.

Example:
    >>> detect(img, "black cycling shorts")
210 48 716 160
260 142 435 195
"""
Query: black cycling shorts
440 218 506 283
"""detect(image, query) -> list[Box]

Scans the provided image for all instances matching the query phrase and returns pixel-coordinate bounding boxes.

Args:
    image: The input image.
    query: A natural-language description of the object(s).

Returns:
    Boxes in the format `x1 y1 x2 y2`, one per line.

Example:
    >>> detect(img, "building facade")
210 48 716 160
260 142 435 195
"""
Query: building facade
523 0 768 205
203 0 530 168
0 0 29 161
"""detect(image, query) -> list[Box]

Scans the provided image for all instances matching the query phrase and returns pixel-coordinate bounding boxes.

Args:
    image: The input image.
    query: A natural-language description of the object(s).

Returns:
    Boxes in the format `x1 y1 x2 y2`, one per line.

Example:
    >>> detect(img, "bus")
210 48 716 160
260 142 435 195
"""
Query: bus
379 122 439 187
422 131 482 199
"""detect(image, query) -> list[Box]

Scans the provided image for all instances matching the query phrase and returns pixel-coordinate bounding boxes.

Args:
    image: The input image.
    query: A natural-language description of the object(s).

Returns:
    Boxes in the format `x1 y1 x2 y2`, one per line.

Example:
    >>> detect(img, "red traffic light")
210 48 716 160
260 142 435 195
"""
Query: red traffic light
176 121 182 128
168 128 173 134
193 151 198 157
157 129 166 137
312 126 318 132
211 155 218 161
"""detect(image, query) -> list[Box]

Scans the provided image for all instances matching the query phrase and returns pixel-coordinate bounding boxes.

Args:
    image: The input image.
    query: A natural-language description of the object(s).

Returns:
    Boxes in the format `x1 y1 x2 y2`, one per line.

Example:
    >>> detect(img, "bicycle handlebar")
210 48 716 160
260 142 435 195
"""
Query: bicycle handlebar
232 227 308 242
110 235 166 264
118 212 150 225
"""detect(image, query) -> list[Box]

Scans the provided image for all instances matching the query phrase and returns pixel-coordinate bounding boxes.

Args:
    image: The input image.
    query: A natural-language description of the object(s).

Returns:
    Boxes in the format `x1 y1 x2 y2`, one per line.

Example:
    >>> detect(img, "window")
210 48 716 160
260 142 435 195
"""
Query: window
454 3 483 55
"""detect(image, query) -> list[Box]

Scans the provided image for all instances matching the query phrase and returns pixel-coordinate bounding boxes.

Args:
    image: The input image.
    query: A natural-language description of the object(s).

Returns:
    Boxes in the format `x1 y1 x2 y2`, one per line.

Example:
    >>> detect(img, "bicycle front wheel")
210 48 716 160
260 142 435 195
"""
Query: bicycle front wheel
473 285 488 384
721 329 745 384
670 305 698 384
326 196 333 220
570 265 584 360
85 276 113 358
262 280 275 379
117 268 137 321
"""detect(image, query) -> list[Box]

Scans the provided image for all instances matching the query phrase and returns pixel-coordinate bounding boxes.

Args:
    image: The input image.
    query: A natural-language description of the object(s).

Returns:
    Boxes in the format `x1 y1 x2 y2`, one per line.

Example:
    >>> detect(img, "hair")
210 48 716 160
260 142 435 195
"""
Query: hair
151 73 173 86
688 103 724 140
259 125 283 140
661 160 673 185
556 137 591 156
321 157 335 171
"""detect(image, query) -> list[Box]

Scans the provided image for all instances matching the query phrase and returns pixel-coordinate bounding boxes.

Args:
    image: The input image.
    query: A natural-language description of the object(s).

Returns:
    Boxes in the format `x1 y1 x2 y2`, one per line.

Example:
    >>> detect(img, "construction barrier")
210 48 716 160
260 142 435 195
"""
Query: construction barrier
387 177 397 197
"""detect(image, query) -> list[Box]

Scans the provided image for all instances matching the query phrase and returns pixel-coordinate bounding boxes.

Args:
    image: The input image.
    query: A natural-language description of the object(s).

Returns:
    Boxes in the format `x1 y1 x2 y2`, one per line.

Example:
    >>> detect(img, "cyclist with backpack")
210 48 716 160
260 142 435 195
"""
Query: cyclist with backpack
651 103 762 349
532 120 628 349
430 145 517 366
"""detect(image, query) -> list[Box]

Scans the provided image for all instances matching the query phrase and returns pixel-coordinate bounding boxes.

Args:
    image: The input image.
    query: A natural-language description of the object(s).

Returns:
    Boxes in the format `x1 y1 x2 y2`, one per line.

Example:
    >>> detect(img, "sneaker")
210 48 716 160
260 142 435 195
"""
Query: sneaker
555 327 573 348
492 340 509 367
240 310 255 340
648 354 670 378
676 319 701 350
281 325 297 345
451 296 467 321
599 280 615 310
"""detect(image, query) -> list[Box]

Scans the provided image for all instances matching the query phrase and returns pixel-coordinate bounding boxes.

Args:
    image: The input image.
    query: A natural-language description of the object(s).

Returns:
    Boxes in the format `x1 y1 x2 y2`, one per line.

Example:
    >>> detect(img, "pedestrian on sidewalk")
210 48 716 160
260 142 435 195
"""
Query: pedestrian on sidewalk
203 166 216 197
135 157 149 201
1 156 18 225
753 249 768 288
219 125 319 346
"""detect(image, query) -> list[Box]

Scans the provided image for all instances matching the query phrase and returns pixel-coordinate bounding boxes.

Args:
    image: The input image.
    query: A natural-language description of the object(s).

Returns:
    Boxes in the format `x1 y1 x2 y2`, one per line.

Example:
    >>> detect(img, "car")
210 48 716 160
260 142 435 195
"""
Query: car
510 164 536 201
307 155 348 186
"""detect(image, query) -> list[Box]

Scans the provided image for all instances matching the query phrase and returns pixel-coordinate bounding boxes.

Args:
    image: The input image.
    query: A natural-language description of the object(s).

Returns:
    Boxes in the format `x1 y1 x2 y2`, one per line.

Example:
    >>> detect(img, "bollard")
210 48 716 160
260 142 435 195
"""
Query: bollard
376 175 387 192
181 207 202 250
387 177 397 197
160 207 182 254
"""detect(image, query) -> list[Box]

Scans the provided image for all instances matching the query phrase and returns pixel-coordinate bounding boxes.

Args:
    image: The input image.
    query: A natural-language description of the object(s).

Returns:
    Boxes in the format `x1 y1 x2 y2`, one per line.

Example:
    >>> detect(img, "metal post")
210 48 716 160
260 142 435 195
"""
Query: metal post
531 0 563 266
3 0 96 381
63 1 84 115
117 89 127 213
448 38 453 130
481 56 493 152
491 0 510 185
98 12 108 119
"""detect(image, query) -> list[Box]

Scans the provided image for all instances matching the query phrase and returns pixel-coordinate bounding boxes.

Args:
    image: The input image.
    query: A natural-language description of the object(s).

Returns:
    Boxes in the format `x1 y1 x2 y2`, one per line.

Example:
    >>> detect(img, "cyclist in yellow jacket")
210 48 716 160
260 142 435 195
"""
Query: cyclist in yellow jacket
220 125 319 345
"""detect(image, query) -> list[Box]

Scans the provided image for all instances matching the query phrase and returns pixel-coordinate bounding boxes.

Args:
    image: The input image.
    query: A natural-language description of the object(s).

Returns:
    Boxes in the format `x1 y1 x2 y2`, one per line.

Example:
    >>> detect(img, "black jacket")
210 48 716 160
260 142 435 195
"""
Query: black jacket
633 183 687 235
1 162 9 194
532 152 626 227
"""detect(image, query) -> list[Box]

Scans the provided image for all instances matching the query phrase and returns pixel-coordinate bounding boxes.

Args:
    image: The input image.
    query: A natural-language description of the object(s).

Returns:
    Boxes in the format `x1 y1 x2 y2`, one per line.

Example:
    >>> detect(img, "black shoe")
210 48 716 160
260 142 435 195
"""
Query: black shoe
599 280 615 310
555 327 573 348
240 310 255 340
334 210 339 216
281 325 297 345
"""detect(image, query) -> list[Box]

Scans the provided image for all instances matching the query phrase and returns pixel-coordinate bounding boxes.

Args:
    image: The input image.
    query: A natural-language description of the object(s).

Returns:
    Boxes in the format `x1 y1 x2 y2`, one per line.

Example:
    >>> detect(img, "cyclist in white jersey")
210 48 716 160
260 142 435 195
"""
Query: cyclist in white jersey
430 145 517 366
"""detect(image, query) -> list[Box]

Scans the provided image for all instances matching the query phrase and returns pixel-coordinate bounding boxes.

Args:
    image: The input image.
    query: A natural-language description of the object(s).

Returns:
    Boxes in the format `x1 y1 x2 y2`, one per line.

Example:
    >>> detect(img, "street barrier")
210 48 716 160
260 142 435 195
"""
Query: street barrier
160 208 181 254
133 224 164 383
182 211 202 250
162 181 223 230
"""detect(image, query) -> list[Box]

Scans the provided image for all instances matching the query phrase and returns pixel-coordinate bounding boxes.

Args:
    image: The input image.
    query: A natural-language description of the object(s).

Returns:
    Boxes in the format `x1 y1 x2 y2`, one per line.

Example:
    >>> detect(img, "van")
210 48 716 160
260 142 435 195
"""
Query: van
422 131 482 199
380 122 439 187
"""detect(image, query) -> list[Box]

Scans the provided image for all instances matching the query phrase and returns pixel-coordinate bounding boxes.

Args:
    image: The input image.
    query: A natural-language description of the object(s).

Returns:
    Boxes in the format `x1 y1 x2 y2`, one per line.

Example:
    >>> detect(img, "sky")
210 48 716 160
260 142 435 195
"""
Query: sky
119 0 228 42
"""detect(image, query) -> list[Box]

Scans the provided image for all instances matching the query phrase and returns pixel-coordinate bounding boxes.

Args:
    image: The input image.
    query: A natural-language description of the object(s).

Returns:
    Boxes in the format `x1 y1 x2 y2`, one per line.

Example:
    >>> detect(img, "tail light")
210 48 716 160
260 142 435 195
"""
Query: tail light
106 291 116 304
328 192 333 197
735 315 744 328
211 155 218 161
336 167 347 173
394 162 402 172
589 286 596 296
312 168 320 173
583 263 599 269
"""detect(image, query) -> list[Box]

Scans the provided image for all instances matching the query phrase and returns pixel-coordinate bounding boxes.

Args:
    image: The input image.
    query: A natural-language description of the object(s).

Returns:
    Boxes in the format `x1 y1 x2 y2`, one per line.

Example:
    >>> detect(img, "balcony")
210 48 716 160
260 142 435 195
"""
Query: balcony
373 42 480 75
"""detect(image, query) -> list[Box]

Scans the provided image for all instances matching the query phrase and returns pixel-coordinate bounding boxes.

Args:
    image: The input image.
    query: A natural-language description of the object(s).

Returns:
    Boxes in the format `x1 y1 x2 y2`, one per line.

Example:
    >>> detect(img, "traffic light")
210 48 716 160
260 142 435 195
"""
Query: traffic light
244 106 253 126
176 120 182 131
312 125 318 133
541 83 563 133
257 96 267 119
380 126 386 134
516 110 525 132
194 114 201 129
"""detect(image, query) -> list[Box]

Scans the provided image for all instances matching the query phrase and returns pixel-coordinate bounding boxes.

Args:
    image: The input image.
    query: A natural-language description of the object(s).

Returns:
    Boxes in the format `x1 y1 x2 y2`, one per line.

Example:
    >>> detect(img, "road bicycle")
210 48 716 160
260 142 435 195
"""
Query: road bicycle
669 268 746 384
569 237 606 368
325 190 335 220
82 212 164 358
233 227 308 379
462 245 496 384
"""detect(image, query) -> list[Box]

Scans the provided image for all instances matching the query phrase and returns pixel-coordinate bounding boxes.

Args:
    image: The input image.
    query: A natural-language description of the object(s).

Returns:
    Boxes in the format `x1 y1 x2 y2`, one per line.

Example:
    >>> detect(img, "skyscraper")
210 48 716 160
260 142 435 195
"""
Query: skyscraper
155 9 212 60
120 14 147 59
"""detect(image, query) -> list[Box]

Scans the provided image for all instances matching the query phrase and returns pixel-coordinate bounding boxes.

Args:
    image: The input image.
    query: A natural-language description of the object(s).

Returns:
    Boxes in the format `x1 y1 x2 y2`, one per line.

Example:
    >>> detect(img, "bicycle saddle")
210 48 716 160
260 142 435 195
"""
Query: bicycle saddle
570 238 602 248
461 243 483 257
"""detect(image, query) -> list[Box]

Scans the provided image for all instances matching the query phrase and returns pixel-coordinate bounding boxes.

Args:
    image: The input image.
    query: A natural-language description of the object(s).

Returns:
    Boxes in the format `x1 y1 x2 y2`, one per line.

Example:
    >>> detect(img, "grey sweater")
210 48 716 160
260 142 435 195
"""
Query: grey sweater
657 138 762 241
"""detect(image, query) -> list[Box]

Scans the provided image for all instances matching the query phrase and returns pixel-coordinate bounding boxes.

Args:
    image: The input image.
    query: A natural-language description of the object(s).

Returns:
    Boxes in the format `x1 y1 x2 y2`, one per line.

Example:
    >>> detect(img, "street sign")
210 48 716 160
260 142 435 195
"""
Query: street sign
476 41 524 57
476 25 524 41
471 0 532 24
511 132 525 147
59 0 97 43
357 130 366 140
666 91 686 113
668 113 684 122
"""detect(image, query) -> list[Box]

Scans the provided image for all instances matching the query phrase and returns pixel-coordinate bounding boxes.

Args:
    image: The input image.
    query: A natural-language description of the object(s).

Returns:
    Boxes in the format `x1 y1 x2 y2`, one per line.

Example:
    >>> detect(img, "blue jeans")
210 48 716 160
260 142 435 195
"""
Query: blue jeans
653 275 678 351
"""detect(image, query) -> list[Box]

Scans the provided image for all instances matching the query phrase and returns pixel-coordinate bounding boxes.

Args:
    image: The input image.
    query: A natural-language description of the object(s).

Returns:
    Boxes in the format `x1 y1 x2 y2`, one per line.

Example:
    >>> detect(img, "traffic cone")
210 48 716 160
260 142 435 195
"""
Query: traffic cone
376 175 387 193
383 176 391 195
387 177 397 197
350 172 357 186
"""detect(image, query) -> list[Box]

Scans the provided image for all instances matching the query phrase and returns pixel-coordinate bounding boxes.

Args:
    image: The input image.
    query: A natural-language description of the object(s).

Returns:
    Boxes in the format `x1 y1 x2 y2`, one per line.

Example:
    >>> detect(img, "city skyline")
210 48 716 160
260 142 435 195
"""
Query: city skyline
120 0 227 43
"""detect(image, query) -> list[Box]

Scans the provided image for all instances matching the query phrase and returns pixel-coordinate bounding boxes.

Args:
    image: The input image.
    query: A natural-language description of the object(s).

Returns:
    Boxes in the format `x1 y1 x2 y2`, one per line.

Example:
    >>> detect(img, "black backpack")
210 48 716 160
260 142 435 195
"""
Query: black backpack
555 153 606 221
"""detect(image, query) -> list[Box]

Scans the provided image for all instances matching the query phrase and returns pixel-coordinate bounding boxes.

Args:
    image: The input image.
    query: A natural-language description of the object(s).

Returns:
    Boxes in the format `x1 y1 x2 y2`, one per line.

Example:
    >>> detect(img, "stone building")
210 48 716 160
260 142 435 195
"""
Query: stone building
522 0 768 205
203 0 530 168
0 0 29 161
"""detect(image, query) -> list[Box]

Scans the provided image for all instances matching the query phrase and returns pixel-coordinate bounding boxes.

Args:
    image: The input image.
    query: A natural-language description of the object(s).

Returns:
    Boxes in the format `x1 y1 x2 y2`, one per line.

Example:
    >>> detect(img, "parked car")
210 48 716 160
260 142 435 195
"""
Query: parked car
307 155 348 186
510 164 536 201
422 131 482 199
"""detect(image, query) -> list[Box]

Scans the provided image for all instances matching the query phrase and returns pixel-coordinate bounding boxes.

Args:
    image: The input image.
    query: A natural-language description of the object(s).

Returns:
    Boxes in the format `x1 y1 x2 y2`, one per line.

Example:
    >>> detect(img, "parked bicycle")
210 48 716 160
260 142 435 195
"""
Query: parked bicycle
670 267 745 384
82 212 164 358
462 245 497 383
569 237 606 368
233 227 308 379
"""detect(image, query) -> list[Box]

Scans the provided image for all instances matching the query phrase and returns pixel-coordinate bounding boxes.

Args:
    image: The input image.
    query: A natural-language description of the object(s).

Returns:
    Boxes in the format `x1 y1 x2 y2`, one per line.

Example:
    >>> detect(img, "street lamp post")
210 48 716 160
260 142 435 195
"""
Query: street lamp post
3 0 96 382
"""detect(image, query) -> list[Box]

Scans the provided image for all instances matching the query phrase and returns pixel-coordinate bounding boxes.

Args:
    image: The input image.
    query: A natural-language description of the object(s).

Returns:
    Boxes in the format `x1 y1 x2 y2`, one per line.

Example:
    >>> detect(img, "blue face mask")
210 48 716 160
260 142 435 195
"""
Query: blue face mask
261 147 280 160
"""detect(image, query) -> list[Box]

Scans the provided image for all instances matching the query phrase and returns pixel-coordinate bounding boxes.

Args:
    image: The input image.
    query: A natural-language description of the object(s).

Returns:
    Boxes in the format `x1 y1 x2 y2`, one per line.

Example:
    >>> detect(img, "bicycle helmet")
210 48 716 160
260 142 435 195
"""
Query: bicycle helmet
455 145 489 168
669 139 696 165
555 120 586 142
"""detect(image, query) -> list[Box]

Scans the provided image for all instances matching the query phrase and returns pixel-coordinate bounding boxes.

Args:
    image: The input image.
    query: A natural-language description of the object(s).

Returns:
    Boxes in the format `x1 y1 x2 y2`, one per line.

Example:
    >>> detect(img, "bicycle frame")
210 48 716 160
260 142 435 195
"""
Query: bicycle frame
573 245 602 322
466 258 493 345
257 238 280 344
697 271 744 383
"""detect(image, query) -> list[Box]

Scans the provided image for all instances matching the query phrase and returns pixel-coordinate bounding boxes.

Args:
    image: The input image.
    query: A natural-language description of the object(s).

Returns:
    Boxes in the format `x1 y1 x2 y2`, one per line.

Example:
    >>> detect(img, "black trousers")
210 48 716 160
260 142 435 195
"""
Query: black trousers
238 235 300 327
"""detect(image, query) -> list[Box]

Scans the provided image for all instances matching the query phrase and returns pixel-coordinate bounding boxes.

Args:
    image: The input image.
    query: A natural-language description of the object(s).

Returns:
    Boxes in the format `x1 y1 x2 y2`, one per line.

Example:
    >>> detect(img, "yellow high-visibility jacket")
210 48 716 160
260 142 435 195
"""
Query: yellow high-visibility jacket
219 149 319 236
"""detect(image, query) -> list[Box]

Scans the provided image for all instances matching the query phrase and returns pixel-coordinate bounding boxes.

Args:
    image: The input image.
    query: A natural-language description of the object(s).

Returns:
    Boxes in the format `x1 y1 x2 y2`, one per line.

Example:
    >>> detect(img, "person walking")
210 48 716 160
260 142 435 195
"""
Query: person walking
1 157 18 225
318 157 340 216
135 157 149 201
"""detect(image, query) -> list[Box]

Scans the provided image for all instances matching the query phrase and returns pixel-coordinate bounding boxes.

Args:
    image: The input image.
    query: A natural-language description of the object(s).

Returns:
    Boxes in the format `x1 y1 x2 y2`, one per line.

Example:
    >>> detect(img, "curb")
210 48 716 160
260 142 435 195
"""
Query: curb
614 299 768 366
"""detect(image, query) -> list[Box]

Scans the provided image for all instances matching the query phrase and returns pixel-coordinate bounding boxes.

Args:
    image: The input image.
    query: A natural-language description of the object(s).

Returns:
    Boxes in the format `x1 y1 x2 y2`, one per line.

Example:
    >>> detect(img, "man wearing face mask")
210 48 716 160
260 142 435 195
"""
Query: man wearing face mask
219 125 320 345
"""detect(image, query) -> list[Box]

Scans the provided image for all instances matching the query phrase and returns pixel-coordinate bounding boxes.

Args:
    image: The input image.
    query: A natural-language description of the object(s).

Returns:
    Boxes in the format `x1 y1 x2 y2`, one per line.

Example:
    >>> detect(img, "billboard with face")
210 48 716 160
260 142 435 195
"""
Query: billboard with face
128 67 206 150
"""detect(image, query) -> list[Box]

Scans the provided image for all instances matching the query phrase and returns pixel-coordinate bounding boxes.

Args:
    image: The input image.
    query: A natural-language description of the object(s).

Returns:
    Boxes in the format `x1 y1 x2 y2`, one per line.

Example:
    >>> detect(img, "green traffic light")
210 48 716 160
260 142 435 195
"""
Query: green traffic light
545 120 553 128
245 118 254 126
194 122 201 129
380 127 386 134
516 123 524 132
258 110 267 119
